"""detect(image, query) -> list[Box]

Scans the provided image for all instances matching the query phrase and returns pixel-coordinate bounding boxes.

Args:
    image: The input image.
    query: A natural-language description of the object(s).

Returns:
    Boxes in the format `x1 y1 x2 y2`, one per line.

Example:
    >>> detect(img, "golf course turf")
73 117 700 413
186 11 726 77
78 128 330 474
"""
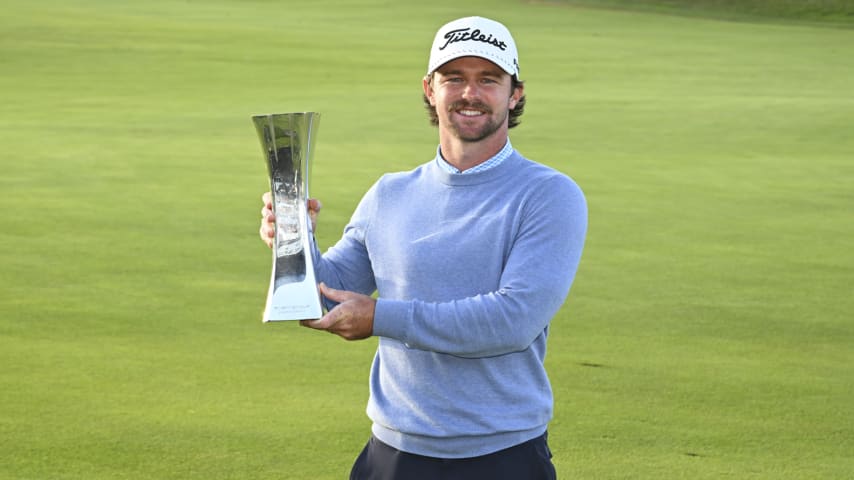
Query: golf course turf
1 0 852 478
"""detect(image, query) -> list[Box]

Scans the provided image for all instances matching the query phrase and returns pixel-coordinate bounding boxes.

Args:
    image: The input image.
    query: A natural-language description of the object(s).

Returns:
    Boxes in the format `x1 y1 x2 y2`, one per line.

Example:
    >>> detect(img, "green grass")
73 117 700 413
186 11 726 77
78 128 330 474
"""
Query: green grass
2 0 853 478
558 0 854 26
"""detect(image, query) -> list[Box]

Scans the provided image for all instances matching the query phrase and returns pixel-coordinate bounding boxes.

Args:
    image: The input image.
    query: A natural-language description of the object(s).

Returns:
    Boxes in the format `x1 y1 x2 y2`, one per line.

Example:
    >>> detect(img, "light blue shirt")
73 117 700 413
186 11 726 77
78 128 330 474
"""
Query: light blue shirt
436 139 514 174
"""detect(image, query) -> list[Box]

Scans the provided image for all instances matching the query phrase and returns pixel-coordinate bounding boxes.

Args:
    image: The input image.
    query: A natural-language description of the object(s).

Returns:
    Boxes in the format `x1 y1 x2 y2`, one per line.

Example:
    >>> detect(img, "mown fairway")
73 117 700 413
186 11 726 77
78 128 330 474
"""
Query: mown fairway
1 0 852 478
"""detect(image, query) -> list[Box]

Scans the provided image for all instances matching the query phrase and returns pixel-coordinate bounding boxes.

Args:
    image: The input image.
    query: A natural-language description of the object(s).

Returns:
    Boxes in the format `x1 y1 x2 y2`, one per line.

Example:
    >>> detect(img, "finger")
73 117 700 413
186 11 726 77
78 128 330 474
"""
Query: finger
303 308 339 331
262 191 272 207
260 224 275 239
260 223 274 248
300 318 327 330
261 204 275 219
318 283 349 303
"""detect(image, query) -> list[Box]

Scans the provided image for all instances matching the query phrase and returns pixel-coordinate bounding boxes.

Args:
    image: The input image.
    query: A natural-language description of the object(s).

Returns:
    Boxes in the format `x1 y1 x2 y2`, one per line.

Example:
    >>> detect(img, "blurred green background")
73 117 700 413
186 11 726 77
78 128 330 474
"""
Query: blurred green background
1 0 852 478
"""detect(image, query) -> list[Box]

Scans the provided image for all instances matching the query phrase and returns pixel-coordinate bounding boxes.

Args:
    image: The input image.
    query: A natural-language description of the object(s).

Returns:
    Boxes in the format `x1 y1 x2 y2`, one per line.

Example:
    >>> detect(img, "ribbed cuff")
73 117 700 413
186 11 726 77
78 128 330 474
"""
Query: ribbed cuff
372 298 411 341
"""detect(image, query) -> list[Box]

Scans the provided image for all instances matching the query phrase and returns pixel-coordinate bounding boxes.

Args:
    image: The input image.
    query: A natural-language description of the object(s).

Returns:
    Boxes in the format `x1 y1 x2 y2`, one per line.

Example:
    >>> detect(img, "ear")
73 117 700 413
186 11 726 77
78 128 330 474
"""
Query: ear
422 75 436 106
509 82 524 109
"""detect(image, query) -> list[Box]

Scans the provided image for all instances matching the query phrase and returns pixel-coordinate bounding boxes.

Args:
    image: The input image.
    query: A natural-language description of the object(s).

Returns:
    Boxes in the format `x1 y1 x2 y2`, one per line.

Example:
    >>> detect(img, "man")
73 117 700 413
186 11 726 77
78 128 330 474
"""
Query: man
260 16 587 479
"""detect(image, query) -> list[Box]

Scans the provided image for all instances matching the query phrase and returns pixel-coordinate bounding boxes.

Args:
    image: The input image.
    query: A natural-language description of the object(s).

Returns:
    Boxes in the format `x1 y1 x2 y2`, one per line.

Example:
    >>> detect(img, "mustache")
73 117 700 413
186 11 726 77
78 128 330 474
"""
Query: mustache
448 100 492 114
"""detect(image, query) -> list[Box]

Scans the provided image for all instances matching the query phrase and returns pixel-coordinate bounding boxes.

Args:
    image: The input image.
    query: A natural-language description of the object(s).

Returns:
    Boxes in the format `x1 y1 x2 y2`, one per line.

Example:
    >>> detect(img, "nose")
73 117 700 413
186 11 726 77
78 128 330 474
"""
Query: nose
461 80 480 100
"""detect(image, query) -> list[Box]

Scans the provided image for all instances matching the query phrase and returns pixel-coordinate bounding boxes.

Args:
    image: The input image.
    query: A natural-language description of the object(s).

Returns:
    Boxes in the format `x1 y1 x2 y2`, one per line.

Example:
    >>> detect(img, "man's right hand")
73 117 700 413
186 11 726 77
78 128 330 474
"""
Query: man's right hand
260 192 276 249
260 192 322 249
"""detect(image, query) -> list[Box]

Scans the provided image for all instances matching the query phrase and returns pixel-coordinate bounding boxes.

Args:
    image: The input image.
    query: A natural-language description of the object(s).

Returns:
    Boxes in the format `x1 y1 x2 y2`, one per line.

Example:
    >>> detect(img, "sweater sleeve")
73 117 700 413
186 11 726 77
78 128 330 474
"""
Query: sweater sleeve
312 181 380 305
372 175 588 358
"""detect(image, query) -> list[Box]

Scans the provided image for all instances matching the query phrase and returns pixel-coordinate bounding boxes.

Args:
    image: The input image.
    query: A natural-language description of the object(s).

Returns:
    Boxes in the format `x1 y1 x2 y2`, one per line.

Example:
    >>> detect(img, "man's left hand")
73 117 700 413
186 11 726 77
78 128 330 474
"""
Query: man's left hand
301 283 375 341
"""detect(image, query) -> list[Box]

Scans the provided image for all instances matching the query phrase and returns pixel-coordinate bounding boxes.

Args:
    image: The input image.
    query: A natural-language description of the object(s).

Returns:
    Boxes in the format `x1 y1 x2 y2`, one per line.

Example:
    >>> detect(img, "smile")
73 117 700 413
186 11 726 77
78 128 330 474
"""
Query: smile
449 100 492 118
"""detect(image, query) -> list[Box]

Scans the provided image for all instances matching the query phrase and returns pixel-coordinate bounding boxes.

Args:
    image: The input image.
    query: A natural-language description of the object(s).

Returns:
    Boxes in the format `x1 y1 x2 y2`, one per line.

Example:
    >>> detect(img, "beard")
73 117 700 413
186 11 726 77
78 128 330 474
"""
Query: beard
446 100 508 143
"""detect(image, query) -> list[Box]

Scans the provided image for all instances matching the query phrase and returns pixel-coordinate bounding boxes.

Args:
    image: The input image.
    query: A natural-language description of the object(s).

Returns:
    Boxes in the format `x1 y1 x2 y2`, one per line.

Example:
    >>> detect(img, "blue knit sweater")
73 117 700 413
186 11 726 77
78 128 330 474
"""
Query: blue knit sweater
312 150 587 458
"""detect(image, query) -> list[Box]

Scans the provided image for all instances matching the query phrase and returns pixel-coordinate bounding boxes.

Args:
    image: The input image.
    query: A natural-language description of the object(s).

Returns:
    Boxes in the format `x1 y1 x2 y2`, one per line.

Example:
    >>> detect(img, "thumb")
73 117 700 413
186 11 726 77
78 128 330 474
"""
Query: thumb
319 282 347 303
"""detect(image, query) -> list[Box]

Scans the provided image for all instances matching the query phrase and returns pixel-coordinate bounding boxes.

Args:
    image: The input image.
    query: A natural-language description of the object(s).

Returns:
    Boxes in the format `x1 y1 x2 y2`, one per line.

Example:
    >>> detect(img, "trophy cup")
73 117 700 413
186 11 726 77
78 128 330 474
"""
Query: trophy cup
252 112 323 322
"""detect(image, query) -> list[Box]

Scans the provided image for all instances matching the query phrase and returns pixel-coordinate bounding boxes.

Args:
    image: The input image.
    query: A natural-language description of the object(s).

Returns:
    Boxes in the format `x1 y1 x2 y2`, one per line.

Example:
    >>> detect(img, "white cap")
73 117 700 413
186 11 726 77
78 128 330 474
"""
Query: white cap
427 16 520 79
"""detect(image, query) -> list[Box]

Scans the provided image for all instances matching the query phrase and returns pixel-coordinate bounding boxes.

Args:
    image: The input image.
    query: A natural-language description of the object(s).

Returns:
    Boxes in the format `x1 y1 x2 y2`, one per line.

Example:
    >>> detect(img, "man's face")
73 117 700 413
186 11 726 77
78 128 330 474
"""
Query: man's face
424 56 522 143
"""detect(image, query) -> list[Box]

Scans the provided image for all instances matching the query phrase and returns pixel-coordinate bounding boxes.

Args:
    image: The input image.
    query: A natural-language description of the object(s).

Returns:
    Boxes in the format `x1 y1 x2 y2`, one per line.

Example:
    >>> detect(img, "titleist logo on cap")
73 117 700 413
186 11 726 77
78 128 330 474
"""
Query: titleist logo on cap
439 27 508 51
427 17 520 77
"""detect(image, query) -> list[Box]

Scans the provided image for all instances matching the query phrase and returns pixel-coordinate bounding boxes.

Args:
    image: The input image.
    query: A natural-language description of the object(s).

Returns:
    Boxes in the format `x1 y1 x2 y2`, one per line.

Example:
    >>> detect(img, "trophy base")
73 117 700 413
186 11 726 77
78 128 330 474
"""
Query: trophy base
263 264 323 322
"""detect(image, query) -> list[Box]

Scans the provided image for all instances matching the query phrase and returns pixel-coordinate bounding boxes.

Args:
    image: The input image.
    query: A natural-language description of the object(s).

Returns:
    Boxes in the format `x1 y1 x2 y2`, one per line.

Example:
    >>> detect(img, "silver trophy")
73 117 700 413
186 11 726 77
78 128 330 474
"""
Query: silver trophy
252 112 323 322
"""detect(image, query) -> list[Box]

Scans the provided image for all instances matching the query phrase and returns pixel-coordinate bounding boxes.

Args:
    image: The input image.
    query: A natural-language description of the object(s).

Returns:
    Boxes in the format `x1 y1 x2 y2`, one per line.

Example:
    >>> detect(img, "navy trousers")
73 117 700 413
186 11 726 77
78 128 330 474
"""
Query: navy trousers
349 432 557 480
